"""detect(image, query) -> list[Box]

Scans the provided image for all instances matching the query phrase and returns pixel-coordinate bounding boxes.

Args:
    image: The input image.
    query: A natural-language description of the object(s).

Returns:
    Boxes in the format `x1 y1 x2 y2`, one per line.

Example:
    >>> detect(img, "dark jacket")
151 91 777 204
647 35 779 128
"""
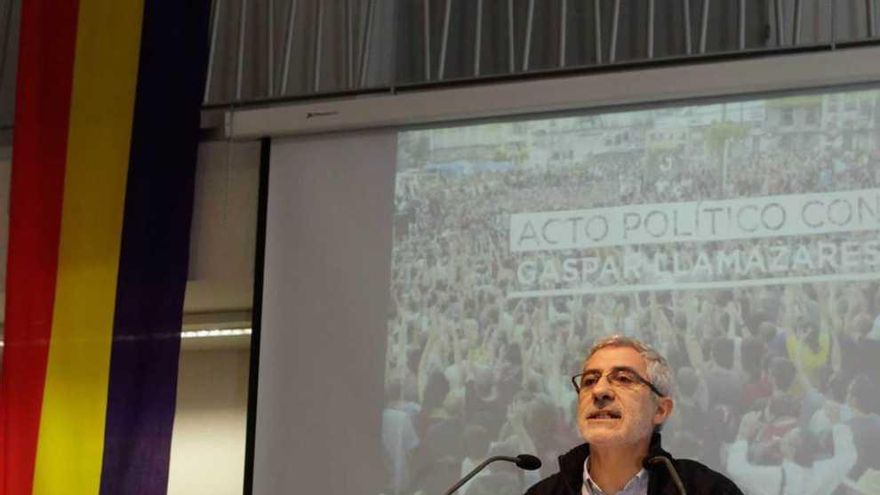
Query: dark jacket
525 434 742 495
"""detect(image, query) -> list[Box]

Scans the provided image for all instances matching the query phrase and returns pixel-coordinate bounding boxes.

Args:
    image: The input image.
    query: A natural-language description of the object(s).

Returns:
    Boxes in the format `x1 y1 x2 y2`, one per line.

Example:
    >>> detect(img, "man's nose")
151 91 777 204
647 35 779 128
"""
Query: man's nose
591 376 615 405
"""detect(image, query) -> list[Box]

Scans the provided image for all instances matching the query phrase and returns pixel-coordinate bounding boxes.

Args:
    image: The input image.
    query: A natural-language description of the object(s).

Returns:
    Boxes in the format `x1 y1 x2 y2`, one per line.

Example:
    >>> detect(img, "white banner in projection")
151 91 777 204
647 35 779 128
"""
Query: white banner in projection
509 188 880 297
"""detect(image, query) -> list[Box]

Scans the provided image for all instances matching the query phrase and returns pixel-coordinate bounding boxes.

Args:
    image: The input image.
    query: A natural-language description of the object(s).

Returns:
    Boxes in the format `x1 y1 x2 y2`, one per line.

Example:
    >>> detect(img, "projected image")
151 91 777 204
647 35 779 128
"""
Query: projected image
383 88 880 495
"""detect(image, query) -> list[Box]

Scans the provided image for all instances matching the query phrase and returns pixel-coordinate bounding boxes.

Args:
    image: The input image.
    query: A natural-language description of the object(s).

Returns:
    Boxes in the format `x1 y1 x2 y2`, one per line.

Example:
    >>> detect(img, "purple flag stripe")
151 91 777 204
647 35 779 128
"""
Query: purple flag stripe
99 0 210 493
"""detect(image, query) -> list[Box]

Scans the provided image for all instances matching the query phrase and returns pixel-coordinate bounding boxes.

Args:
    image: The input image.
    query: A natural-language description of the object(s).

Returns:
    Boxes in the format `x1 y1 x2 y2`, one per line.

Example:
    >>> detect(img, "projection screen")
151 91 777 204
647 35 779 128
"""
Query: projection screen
255 85 880 495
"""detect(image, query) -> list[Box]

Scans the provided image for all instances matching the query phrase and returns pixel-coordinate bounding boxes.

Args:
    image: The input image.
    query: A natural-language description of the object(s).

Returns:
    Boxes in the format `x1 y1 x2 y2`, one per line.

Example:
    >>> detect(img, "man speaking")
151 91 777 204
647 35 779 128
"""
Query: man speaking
526 336 742 495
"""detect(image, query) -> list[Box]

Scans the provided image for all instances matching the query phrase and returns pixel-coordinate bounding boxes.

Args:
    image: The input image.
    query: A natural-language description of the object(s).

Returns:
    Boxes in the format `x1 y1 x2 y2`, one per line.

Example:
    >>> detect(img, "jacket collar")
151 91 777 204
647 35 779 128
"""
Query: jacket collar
556 433 672 494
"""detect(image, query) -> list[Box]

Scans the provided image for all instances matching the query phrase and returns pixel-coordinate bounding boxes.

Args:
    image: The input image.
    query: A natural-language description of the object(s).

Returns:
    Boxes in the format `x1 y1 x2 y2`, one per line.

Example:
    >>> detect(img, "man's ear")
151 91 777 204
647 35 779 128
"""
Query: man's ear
653 397 674 426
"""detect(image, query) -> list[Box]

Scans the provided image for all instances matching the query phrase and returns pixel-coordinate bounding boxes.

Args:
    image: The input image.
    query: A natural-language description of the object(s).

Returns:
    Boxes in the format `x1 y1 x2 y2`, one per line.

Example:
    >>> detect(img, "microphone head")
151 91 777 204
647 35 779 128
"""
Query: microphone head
515 454 542 471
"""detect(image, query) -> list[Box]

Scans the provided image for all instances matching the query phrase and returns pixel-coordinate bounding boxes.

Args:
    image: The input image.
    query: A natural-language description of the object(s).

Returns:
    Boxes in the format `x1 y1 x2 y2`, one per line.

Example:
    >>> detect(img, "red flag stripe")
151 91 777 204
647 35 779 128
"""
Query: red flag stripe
0 0 79 493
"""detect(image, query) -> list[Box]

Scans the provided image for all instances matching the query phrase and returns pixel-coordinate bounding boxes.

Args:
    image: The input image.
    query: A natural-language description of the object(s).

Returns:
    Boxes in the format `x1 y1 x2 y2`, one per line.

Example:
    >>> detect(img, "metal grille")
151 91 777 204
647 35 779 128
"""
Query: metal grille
0 0 19 133
203 0 880 107
0 1 878 120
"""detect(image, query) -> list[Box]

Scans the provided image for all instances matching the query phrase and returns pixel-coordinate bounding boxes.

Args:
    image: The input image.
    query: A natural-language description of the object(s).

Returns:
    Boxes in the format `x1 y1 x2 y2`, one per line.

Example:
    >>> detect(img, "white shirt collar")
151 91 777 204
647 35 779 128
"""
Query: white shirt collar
582 456 650 495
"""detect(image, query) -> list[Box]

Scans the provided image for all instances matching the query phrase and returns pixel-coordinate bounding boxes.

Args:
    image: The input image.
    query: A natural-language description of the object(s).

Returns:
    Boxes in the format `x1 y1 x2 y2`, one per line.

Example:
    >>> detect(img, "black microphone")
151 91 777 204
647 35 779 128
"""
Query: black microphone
443 454 542 495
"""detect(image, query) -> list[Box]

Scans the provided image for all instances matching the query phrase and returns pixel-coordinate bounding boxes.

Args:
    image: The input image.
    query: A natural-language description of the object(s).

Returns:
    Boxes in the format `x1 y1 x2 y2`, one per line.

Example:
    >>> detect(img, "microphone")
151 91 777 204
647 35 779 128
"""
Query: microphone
442 454 542 495
514 454 542 470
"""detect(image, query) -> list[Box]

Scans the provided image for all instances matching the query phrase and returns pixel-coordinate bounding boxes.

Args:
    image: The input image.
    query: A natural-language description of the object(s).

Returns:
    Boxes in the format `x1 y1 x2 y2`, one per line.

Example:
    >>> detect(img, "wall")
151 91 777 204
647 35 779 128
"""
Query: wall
185 140 260 319
167 346 251 495
166 139 261 494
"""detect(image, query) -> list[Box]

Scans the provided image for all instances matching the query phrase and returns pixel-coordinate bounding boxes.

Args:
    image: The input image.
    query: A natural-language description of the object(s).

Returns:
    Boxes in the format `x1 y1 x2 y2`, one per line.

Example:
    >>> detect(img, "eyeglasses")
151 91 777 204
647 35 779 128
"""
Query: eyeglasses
571 367 666 397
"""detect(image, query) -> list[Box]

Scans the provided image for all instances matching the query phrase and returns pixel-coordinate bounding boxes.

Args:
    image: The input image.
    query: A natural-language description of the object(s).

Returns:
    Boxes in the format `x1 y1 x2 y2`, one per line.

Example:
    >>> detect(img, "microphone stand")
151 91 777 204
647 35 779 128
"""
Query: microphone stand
645 456 687 495
442 456 531 495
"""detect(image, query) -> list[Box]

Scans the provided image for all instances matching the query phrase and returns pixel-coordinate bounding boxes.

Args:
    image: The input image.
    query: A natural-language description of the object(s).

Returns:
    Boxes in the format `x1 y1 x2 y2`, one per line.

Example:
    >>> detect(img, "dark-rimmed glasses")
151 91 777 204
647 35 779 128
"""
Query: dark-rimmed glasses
571 367 665 397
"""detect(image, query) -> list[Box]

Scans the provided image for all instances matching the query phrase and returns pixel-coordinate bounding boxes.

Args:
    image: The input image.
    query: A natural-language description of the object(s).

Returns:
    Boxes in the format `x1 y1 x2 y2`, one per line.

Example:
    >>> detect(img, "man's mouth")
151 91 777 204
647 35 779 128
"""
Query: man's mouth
587 410 622 420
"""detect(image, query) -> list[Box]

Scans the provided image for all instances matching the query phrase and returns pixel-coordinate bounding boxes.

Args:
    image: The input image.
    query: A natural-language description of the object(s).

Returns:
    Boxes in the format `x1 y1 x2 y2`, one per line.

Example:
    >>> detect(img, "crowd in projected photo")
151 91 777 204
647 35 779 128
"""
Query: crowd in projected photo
381 89 880 495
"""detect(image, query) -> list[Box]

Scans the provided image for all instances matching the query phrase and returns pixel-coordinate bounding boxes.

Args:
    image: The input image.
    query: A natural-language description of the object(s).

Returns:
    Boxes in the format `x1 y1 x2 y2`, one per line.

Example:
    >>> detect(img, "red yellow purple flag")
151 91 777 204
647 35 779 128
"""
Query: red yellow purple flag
0 0 210 493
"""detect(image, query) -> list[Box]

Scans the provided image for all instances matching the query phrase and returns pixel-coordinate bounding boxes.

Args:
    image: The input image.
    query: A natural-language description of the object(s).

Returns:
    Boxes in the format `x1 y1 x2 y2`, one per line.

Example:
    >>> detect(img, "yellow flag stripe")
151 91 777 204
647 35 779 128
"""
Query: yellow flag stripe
32 0 144 492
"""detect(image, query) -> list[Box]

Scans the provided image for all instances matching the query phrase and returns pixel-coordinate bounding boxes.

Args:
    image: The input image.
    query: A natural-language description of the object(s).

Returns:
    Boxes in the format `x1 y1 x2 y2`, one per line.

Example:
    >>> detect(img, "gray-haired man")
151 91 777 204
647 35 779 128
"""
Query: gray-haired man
526 335 742 495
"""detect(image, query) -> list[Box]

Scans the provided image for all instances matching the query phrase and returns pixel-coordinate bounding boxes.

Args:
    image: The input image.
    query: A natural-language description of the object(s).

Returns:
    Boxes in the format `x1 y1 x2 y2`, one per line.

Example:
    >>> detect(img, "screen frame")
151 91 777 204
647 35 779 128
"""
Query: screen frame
243 48 880 494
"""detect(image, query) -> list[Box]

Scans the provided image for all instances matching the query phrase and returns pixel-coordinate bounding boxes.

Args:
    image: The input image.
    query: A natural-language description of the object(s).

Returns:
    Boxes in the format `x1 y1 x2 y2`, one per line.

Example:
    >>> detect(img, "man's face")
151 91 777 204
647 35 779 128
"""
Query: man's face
576 346 672 447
